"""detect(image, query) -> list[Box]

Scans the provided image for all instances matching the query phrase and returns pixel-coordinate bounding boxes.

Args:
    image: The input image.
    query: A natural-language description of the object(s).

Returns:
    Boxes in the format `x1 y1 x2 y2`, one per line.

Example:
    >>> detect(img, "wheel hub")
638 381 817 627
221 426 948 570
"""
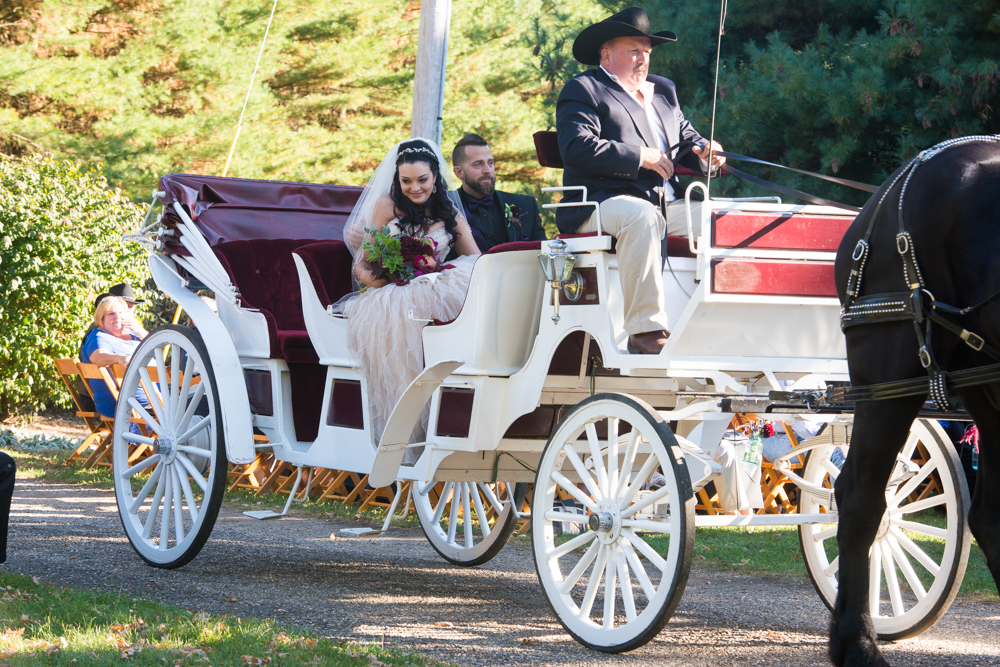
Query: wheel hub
592 500 622 545
152 437 175 463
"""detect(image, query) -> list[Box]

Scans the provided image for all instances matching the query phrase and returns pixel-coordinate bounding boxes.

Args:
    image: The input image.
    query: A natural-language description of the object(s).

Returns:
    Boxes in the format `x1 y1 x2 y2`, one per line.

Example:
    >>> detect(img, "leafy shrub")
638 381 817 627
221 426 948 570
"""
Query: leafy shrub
0 153 148 418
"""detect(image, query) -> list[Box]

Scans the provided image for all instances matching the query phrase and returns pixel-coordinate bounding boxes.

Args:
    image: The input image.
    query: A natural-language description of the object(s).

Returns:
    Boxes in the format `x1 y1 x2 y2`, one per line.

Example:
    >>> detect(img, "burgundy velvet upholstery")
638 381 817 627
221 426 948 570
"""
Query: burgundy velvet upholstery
212 238 343 442
486 240 544 254
293 241 355 307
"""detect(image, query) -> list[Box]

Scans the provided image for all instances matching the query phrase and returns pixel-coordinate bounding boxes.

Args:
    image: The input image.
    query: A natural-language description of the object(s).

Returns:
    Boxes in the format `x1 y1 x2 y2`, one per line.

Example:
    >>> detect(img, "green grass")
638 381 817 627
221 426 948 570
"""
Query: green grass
646 521 998 602
0 571 446 666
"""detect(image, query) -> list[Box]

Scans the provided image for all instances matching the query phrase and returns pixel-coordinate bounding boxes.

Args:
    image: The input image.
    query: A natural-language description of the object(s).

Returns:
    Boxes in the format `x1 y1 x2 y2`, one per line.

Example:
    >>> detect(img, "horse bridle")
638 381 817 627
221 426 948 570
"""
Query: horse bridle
836 135 1000 410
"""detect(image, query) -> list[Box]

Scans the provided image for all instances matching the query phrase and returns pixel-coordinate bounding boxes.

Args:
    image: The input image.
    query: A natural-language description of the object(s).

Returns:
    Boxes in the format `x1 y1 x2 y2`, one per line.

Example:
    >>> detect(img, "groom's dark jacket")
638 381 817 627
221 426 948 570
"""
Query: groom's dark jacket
555 68 708 233
447 188 546 253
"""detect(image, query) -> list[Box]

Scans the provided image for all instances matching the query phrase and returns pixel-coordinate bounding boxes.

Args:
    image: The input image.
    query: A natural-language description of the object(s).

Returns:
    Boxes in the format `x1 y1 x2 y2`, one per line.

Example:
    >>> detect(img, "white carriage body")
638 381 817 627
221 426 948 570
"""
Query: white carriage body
140 176 853 510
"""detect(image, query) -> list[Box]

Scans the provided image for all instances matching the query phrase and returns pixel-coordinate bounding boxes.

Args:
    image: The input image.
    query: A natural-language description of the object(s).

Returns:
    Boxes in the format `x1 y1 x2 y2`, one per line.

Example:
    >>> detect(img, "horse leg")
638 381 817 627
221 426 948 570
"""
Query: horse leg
959 390 1000 593
829 397 922 667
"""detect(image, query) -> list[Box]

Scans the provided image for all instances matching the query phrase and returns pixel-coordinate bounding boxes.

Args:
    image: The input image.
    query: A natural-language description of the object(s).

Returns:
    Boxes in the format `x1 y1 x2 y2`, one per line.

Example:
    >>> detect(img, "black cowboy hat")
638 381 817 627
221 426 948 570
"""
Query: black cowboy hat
572 7 677 66
109 283 144 304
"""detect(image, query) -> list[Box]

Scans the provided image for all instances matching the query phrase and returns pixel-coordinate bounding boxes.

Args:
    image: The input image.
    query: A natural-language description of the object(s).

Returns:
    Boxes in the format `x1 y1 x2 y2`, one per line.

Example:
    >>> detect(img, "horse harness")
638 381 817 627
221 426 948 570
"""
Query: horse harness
834 135 1000 410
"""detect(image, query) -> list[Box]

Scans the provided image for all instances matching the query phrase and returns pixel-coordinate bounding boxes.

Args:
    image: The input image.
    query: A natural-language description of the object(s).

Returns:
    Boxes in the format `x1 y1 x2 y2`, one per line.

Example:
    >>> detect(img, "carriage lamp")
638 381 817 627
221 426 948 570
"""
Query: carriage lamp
538 238 578 323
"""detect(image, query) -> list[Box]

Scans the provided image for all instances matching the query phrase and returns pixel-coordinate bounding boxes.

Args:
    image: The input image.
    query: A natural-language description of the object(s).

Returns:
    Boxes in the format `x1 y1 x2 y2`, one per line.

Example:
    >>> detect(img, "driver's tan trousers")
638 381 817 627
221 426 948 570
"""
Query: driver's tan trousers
577 196 703 336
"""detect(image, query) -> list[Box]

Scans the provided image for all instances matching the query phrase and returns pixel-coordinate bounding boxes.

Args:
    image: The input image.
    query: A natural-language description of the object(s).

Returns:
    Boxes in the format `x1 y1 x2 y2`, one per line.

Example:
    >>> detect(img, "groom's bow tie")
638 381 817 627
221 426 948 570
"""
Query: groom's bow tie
466 194 493 212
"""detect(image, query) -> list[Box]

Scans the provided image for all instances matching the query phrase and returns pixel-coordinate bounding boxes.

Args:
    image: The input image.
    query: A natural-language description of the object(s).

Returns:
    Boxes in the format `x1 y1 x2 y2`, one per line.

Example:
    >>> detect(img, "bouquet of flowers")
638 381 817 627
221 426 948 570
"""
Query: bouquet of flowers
733 416 774 466
361 226 443 290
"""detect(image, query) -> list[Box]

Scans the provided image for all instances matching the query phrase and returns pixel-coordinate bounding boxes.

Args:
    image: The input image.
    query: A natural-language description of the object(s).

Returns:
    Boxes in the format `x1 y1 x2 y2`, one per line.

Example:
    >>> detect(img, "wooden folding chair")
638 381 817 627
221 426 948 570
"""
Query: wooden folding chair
53 358 112 465
76 363 155 468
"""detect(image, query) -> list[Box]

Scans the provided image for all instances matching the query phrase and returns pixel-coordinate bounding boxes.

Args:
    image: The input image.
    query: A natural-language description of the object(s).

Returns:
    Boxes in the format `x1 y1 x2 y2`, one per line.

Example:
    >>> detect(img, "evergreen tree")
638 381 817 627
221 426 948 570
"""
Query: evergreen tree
531 0 1000 205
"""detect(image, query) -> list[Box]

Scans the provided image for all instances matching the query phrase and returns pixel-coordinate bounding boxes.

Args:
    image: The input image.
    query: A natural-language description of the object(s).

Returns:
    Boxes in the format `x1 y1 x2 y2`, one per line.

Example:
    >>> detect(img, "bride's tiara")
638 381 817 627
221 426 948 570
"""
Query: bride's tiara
398 146 437 160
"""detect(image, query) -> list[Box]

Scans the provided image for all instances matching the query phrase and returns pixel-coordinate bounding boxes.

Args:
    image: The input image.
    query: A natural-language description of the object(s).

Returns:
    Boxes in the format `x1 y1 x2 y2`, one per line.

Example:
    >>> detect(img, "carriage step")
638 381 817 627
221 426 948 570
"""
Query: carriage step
243 509 288 520
339 527 386 537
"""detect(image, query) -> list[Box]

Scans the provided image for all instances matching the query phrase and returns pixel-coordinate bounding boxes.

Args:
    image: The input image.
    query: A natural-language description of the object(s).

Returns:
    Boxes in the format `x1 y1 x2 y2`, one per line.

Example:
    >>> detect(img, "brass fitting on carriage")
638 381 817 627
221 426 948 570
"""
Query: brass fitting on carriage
537 238 585 323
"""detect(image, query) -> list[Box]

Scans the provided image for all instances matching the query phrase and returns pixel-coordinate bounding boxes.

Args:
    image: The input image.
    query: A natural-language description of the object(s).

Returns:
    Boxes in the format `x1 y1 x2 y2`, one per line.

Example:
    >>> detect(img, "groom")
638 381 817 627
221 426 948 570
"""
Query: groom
448 133 547 252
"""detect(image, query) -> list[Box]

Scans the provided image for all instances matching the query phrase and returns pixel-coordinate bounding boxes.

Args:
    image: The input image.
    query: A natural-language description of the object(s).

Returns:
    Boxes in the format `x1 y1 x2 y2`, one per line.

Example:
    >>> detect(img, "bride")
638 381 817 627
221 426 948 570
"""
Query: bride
339 138 481 447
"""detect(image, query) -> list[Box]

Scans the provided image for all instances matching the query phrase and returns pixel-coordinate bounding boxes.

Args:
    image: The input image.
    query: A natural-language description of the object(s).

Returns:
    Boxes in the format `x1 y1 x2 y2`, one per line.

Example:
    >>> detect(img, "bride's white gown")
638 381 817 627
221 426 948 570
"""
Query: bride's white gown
343 223 477 447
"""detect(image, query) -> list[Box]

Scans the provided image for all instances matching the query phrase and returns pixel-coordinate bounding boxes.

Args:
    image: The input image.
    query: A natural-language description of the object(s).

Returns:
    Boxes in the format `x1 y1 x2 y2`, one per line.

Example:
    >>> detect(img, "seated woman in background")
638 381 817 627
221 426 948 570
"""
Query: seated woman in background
80 296 149 419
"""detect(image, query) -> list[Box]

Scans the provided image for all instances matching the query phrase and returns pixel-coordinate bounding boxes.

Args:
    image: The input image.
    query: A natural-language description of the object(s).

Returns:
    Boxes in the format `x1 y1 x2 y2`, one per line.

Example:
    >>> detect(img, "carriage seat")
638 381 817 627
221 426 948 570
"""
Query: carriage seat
554 232 696 259
213 239 352 363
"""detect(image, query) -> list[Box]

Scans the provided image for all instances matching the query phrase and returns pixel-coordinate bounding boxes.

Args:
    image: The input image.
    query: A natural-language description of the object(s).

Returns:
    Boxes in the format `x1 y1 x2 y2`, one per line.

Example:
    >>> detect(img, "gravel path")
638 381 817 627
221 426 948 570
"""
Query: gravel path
6 479 999 666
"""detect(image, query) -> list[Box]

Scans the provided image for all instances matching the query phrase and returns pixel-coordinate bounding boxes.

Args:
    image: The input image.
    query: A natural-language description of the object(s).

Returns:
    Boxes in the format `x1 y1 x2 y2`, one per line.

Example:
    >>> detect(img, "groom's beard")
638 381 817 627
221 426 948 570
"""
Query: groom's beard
464 173 496 198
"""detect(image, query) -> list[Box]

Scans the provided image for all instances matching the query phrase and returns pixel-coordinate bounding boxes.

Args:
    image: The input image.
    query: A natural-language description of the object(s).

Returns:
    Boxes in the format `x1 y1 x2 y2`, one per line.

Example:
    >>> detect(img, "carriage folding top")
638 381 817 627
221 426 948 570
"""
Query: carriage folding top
113 172 970 654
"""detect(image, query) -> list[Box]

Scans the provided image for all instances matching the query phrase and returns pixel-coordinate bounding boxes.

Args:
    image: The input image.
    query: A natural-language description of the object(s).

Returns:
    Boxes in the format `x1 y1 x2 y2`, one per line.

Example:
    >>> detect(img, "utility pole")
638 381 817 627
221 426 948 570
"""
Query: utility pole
410 0 452 146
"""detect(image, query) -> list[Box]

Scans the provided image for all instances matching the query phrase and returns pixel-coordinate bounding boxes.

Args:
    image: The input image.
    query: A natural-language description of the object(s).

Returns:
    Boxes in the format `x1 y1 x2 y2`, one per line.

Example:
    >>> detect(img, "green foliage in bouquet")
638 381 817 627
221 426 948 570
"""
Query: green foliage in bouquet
362 227 410 282
0 154 148 418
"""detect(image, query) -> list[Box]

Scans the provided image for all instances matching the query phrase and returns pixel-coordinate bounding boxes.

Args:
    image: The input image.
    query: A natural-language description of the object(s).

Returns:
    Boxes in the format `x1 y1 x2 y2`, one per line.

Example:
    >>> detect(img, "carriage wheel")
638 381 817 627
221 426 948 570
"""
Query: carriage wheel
112 325 228 569
531 394 695 653
799 418 971 639
413 480 527 566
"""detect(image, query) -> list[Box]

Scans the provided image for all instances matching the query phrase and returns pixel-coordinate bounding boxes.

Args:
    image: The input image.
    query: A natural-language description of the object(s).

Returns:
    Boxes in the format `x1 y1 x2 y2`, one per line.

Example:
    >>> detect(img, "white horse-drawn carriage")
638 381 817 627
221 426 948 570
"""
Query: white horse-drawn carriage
113 170 970 652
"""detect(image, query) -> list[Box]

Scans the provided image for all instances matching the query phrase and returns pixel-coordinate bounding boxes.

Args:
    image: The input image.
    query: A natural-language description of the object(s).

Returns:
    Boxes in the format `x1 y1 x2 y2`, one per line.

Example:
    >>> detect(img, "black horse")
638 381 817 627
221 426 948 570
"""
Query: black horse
832 138 1000 666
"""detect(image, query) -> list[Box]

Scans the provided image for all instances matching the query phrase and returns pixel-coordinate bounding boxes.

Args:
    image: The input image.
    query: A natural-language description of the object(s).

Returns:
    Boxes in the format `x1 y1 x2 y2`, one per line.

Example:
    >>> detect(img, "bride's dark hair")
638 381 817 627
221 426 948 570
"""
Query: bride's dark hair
390 139 460 249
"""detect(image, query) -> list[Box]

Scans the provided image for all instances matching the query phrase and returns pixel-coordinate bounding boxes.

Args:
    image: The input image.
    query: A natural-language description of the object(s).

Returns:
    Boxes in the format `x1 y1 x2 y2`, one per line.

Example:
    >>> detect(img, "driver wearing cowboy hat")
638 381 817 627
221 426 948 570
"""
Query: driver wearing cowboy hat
556 6 725 355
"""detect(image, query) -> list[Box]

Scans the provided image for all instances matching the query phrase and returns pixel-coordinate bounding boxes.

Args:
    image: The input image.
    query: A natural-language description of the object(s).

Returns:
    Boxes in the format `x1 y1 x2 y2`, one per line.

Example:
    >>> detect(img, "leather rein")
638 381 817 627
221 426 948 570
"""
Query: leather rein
830 135 1000 410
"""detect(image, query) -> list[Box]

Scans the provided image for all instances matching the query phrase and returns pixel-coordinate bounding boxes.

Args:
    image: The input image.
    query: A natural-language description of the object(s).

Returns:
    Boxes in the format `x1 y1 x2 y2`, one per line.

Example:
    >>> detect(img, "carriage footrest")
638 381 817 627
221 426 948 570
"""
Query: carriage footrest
244 510 288 520
340 527 385 537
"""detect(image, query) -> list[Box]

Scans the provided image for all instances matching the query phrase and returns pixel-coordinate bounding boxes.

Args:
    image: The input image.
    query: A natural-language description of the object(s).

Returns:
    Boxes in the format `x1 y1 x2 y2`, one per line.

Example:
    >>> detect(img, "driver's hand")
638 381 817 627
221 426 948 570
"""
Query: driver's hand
640 146 675 181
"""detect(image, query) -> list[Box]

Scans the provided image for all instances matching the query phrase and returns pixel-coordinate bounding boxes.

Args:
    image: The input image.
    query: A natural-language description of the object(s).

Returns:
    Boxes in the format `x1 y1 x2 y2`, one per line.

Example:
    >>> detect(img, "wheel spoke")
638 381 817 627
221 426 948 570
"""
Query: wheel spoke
547 530 596 560
120 454 161 480
175 452 209 492
891 459 934 505
129 461 163 515
558 536 602 594
551 471 598 511
869 539 883 617
171 466 186 544
622 482 671 518
622 529 667 572
821 457 842 480
563 444 603 502
620 538 656 600
603 546 617 629
176 462 199 524
618 454 659 511
176 381 206 438
890 526 941 576
880 539 905 617
607 418 620 496
616 545 637 622
812 525 838 542
462 483 473 548
176 416 210 445
616 430 641 501
621 518 674 535
824 555 839 578
142 466 167 539
447 483 460 545
177 444 213 459
585 422 609 492
478 482 504 515
419 481 436 497
894 519 947 540
168 349 187 428
154 348 172 424
471 484 491 539
544 510 589 524
579 545 607 620
139 366 168 429
893 493 946 515
127 398 163 438
159 465 173 550
122 431 156 446
885 534 927 601
432 482 453 524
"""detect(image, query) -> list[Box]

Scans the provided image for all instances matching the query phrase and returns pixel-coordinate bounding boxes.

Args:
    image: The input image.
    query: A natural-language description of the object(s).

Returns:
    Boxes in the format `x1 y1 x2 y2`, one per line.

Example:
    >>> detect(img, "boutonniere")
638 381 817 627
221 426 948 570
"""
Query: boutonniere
503 202 528 241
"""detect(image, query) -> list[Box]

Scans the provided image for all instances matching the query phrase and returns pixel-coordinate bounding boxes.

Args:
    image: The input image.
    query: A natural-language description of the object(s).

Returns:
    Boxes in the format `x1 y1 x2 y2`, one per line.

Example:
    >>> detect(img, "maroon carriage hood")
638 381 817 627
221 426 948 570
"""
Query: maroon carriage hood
158 173 363 251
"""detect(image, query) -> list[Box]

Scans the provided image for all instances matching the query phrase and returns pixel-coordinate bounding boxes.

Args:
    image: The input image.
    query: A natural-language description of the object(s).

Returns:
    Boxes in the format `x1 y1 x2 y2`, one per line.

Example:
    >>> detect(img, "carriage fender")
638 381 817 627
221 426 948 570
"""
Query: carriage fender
148 255 256 465
369 359 465 488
